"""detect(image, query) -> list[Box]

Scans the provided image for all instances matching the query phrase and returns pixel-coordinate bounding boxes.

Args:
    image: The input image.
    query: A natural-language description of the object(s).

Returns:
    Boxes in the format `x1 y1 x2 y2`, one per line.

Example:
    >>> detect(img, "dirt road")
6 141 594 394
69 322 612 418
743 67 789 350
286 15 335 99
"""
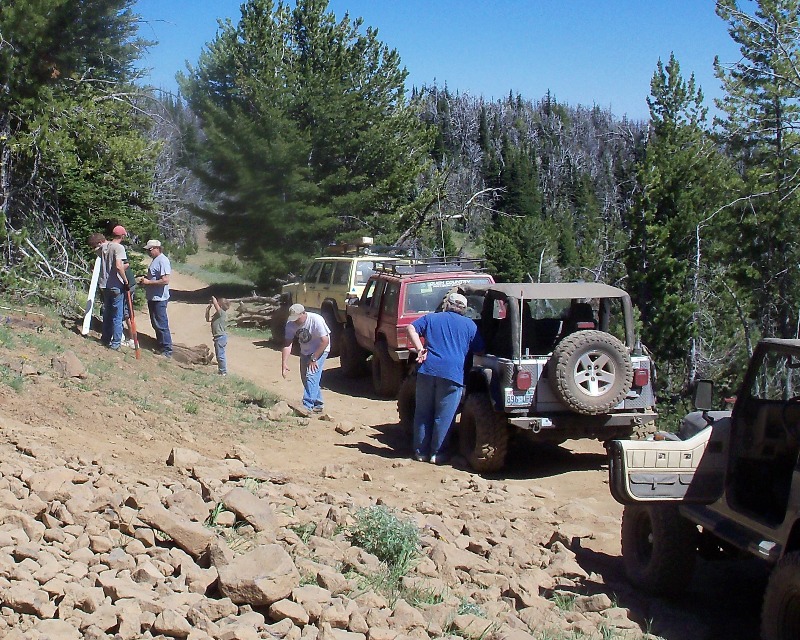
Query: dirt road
163 270 620 513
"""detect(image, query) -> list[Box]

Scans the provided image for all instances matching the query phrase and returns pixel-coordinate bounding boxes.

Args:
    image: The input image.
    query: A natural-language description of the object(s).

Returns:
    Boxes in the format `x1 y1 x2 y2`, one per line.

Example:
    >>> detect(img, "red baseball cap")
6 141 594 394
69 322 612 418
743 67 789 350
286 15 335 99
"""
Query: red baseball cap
112 225 127 237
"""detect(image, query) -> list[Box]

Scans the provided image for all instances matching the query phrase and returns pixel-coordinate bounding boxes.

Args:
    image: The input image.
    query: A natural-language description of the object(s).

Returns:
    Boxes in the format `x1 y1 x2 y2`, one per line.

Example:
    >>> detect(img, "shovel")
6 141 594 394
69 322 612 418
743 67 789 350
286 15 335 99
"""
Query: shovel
125 288 141 359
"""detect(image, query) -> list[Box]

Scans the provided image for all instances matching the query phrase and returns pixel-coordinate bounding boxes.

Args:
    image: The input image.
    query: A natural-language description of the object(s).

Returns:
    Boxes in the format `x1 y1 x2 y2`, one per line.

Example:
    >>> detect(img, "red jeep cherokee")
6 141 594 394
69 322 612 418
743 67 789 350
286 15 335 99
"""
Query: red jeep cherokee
341 259 494 397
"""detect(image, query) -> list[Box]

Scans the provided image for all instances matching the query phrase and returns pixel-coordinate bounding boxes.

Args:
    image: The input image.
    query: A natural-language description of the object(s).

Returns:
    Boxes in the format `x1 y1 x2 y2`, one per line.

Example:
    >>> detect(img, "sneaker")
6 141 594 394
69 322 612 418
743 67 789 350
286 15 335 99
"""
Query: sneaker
429 454 448 465
414 453 428 462
312 405 324 413
219 371 227 376
125 339 136 348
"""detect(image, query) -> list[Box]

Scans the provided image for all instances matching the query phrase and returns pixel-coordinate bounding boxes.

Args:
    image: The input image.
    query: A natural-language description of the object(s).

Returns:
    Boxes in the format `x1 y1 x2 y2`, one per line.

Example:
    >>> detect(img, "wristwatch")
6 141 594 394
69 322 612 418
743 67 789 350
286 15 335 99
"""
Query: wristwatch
310 355 317 362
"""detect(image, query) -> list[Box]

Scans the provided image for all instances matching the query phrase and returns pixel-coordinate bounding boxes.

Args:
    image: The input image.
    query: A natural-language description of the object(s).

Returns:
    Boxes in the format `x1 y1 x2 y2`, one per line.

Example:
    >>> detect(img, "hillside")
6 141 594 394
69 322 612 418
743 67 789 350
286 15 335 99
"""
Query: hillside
0 269 763 640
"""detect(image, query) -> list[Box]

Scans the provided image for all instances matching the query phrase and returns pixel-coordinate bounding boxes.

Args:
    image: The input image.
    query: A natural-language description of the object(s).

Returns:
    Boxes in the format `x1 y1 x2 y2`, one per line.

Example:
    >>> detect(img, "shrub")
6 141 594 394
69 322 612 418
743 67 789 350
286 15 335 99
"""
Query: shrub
347 505 420 574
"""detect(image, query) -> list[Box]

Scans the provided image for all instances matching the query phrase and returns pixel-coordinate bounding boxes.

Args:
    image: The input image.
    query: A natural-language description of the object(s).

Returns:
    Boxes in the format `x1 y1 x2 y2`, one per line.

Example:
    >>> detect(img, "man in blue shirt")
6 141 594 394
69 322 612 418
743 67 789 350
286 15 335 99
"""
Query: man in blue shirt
406 292 484 464
139 239 173 358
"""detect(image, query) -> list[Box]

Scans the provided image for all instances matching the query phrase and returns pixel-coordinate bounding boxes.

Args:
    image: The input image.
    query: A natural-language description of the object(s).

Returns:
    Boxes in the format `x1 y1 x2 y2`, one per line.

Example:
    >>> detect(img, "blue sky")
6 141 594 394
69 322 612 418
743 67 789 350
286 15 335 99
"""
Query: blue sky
133 0 741 121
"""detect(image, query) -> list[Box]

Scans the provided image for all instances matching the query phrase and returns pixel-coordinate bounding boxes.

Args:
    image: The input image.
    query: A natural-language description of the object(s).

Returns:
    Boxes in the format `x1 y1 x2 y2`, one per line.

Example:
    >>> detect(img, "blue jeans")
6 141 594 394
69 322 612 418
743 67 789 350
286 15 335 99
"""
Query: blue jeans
413 372 462 458
300 352 328 410
147 300 173 356
214 334 228 374
101 288 124 349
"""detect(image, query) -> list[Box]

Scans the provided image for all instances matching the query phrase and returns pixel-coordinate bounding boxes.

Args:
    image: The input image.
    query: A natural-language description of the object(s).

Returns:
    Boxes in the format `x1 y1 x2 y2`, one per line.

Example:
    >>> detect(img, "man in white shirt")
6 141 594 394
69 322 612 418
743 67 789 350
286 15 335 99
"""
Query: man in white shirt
281 304 331 413
139 239 173 358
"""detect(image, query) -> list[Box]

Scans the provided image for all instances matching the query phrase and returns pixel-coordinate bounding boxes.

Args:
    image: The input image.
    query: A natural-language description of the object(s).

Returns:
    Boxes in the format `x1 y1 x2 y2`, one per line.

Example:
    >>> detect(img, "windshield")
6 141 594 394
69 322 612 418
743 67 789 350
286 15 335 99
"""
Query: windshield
750 350 800 400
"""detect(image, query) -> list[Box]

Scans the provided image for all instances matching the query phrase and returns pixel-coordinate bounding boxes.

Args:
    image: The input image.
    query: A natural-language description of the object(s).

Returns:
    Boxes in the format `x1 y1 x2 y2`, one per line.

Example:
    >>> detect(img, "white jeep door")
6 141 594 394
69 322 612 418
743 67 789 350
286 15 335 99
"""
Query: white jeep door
608 419 729 505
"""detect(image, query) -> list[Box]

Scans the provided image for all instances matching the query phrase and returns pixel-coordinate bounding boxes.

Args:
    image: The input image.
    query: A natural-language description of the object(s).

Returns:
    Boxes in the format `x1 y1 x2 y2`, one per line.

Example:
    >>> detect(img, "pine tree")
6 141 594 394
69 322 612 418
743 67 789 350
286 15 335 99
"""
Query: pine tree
180 0 433 287
0 0 156 249
715 0 800 339
627 54 735 391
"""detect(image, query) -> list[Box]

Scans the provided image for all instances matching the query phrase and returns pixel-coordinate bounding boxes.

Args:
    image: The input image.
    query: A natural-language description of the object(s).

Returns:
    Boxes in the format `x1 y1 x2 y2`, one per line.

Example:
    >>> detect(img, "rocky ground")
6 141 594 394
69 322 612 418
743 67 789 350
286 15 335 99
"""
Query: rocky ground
0 268 765 639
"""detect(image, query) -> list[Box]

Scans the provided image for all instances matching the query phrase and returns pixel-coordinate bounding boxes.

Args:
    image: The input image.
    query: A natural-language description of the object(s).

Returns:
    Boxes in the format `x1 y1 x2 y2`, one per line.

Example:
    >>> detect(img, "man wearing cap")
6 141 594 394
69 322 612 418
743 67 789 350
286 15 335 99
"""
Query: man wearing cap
406 291 484 464
139 239 173 358
98 225 129 350
281 303 331 413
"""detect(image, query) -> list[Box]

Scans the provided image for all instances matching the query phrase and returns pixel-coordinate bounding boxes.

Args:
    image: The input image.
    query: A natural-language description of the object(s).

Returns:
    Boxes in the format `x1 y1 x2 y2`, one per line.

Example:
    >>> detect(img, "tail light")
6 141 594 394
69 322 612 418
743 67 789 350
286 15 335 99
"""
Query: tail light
633 368 649 387
516 370 532 391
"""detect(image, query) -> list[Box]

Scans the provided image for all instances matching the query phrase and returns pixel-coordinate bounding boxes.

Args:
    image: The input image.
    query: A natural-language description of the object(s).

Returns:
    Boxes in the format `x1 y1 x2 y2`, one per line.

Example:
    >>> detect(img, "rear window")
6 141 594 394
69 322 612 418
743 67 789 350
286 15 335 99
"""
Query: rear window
355 260 378 285
404 277 493 313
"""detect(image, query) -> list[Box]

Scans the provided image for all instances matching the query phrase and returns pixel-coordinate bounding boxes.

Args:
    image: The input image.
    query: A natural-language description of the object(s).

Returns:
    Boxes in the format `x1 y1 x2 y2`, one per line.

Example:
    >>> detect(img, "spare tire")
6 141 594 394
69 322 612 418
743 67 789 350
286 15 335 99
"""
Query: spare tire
552 330 632 415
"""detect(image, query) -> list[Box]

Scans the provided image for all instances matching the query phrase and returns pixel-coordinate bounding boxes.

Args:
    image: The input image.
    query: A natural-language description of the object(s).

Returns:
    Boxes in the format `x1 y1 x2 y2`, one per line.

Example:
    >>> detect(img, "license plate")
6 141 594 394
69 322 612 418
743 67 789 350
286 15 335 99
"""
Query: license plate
505 388 533 407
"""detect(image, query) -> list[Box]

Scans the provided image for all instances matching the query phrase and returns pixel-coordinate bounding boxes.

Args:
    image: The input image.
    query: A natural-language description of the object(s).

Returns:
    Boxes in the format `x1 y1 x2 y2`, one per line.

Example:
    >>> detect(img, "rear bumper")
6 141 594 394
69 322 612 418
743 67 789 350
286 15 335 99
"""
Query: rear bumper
508 410 658 431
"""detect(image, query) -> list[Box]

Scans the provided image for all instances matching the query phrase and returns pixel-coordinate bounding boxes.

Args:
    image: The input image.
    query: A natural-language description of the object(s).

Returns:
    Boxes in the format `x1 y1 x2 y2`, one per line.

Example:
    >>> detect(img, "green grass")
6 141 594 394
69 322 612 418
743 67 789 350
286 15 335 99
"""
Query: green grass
401 582 446 607
289 522 316 544
0 324 14 348
1 371 24 393
173 261 254 287
551 592 576 611
228 325 270 339
19 332 62 355
205 502 227 526
184 401 199 414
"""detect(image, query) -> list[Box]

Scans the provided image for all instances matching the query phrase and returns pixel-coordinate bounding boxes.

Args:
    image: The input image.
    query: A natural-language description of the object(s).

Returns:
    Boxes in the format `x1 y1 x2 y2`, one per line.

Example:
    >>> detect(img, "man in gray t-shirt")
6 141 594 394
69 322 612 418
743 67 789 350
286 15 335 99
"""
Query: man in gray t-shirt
138 239 173 358
281 304 331 413
99 225 129 350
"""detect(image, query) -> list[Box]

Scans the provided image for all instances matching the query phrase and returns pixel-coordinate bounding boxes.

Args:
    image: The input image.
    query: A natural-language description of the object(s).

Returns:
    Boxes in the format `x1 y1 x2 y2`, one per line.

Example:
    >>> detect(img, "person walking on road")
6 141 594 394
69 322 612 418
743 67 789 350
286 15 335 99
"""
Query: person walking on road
98 226 129 351
138 239 173 358
406 292 484 464
206 295 230 375
281 303 330 413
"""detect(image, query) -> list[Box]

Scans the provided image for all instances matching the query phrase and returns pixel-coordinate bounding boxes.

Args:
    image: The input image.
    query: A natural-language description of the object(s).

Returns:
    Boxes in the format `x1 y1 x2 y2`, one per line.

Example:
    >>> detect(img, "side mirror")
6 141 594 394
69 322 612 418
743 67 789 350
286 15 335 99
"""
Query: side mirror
693 379 714 412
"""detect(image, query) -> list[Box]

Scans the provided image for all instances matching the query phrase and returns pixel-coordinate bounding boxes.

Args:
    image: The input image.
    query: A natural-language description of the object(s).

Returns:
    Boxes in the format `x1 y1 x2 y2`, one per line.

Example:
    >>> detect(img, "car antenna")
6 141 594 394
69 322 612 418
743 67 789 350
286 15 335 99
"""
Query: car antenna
519 288 524 363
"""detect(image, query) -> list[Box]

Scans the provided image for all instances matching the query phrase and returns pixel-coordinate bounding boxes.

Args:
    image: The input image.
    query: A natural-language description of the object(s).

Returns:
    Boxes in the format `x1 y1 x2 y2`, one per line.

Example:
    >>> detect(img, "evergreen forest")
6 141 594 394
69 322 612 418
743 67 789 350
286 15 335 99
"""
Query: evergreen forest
2 0 800 419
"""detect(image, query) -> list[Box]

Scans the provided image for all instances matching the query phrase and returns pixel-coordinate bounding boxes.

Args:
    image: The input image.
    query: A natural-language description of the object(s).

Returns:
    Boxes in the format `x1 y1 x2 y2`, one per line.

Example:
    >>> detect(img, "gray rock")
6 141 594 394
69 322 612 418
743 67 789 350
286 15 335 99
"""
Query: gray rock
137 502 217 558
217 544 300 606
166 489 212 522
222 487 278 532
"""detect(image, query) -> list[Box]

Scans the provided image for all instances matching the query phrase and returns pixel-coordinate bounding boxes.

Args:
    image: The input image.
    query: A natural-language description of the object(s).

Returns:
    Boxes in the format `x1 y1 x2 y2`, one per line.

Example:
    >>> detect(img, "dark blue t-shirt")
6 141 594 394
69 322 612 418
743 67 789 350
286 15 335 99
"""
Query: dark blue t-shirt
411 311 484 385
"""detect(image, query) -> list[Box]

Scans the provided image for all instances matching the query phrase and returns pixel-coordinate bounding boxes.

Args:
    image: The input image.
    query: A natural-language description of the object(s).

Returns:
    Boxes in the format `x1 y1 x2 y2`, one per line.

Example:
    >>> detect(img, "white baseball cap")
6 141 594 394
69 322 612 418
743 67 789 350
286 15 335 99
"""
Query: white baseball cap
446 292 468 308
287 303 305 322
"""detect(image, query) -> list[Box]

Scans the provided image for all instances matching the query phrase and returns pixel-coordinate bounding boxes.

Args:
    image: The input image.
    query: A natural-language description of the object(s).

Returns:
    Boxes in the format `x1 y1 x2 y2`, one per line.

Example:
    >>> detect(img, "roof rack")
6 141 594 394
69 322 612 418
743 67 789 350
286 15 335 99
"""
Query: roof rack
372 257 487 276
322 239 416 258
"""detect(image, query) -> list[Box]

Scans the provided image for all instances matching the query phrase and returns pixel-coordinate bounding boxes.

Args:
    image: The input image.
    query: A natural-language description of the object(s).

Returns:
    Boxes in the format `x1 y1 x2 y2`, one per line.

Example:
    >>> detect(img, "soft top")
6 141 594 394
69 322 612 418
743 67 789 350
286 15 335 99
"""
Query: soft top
474 282 629 300
759 338 800 349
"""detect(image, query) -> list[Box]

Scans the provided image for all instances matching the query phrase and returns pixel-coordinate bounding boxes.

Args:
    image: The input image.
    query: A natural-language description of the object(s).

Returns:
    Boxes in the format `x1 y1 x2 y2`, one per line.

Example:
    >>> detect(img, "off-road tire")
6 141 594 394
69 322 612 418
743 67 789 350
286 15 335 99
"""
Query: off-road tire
340 326 368 378
459 393 509 473
397 372 416 438
621 504 697 595
761 551 800 640
371 341 403 398
552 330 633 415
321 304 341 358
